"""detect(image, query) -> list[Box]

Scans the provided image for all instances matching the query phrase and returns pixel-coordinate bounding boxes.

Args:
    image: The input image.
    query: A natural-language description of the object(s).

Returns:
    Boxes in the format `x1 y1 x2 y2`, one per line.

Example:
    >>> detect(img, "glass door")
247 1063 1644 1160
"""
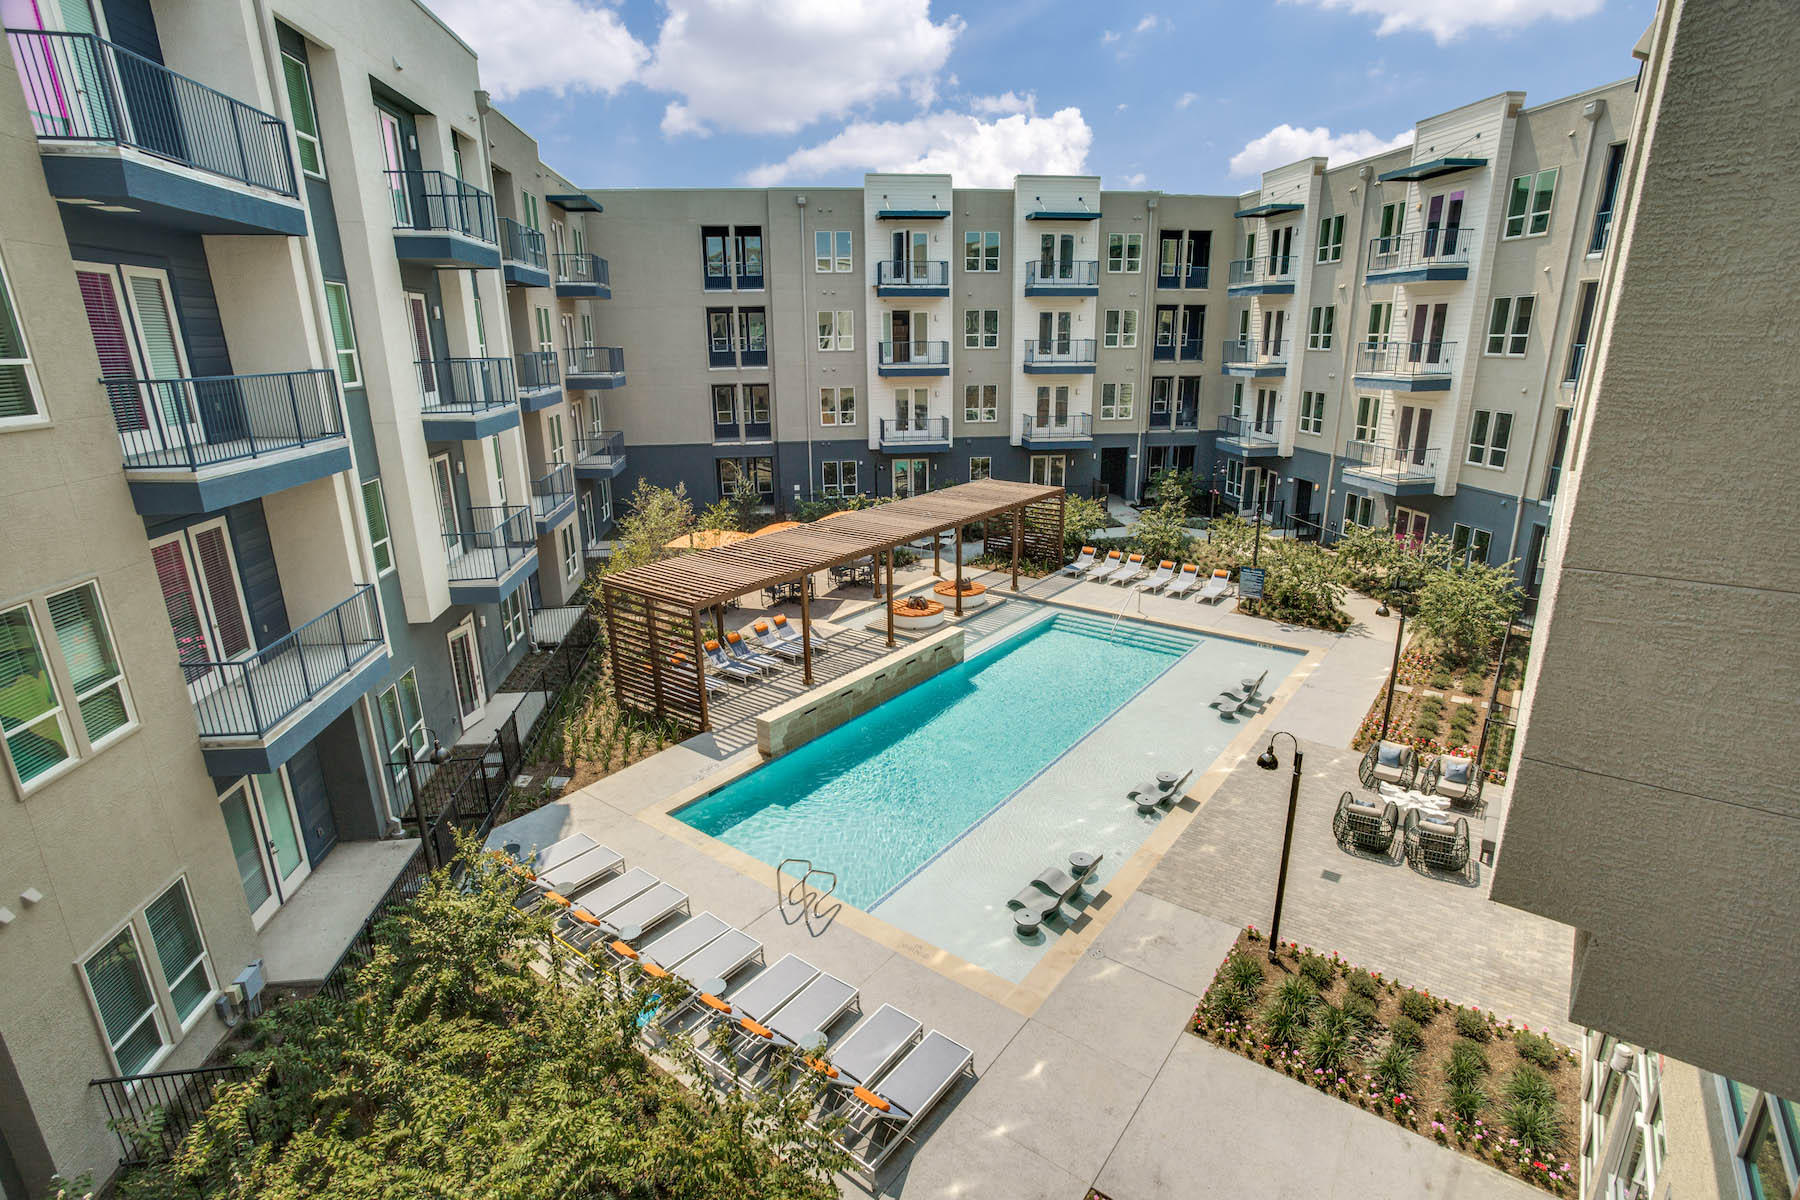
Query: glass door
219 769 307 927
431 453 460 557
378 109 409 225
405 292 436 405
447 617 483 721
220 781 277 926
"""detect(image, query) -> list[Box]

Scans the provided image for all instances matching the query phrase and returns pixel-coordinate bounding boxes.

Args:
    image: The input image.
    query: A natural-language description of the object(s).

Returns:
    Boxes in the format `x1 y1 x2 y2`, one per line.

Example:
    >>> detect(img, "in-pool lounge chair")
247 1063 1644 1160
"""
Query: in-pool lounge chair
1162 563 1202 600
1195 568 1232 603
1210 670 1269 716
1086 550 1126 582
703 640 761 683
1007 854 1103 932
1130 769 1194 813
1422 752 1485 809
744 620 803 662
1062 546 1098 575
807 1003 922 1094
1109 553 1148 587
1359 740 1419 791
839 1031 976 1171
724 632 781 673
1135 560 1177 592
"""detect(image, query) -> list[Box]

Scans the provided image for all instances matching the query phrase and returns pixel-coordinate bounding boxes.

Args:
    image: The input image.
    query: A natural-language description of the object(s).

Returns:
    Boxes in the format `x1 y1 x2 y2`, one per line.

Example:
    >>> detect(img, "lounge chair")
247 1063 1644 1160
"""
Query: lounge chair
1422 752 1485 808
1086 550 1126 582
635 925 765 1026
550 866 657 948
1109 553 1148 587
1359 740 1419 791
672 653 731 698
703 639 760 682
522 843 623 903
745 620 804 662
1130 769 1193 813
627 911 729 975
595 882 688 942
723 972 860 1079
696 953 820 1029
723 632 781 673
530 832 600 875
807 1003 922 1093
1135 560 1177 592
1062 546 1098 575
1007 854 1102 931
839 1031 976 1171
1162 563 1202 600
1209 670 1268 716
770 614 833 653
1332 790 1399 855
1195 568 1232 603
1403 808 1472 873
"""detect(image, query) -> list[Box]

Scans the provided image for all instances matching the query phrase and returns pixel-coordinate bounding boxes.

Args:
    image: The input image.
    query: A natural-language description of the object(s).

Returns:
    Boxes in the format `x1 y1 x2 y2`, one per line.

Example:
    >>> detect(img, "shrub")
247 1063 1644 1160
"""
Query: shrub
1247 540 1352 632
1505 1064 1556 1108
1428 669 1454 689
1370 1043 1418 1097
1305 1005 1360 1075
1514 1029 1562 1070
1062 493 1113 551
1223 950 1267 998
1448 1080 1489 1124
1398 990 1436 1024
1207 983 1253 1023
1453 1006 1491 1042
1410 561 1523 663
1274 976 1319 1017
1340 992 1379 1033
1501 1098 1563 1155
1296 952 1336 989
1345 969 1382 1002
1261 998 1308 1050
1388 1015 1424 1052
1445 1040 1489 1088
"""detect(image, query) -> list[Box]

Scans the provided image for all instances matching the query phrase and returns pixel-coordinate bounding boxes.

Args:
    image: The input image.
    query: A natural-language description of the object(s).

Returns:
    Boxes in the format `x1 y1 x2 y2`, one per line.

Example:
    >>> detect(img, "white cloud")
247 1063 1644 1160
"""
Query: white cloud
1282 0 1602 43
1134 14 1161 32
431 0 648 100
1121 171 1147 188
970 91 1036 117
644 0 962 137
1115 102 1129 113
1100 29 1122 44
1175 91 1197 110
744 106 1093 188
1229 123 1412 177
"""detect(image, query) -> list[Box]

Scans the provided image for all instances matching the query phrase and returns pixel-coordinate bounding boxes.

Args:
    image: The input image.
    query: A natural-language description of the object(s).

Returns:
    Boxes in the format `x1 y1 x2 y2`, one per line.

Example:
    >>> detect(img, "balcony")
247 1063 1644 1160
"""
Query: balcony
1226 255 1297 296
877 339 949 377
877 416 950 452
515 350 561 411
5 29 304 235
875 260 949 297
386 169 499 268
553 253 611 299
1364 231 1471 286
1221 338 1289 378
418 358 518 439
444 505 536 603
1216 415 1282 458
1024 259 1100 296
564 345 626 390
1178 335 1206 363
1157 263 1210 290
108 368 350 514
1019 412 1092 448
1352 340 1457 393
573 429 626 479
190 584 387 775
1342 440 1441 496
499 217 549 287
1023 338 1097 374
530 463 575 533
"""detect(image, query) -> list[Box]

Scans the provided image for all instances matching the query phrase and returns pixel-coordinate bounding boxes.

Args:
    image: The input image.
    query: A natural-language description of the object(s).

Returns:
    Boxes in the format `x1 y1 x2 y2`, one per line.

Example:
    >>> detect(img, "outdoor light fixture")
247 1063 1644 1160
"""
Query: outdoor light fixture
1257 731 1303 962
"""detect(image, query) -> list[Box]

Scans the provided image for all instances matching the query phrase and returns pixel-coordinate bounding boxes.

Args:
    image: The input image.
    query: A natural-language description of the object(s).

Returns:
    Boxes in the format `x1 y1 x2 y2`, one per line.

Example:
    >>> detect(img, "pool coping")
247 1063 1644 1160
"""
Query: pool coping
633 572 1327 1017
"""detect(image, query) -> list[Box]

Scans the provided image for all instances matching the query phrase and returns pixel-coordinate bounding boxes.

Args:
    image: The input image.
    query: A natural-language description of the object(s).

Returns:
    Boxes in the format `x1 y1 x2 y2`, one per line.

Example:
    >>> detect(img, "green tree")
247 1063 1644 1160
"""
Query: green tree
1333 523 1405 592
1409 559 1523 664
696 473 763 533
1061 493 1112 551
1132 476 1192 565
1251 540 1351 631
601 480 695 578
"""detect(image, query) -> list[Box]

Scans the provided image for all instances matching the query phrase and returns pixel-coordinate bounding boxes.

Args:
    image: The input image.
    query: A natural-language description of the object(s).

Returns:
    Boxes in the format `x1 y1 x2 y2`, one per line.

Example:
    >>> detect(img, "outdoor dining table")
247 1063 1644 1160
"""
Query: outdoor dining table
1377 783 1454 818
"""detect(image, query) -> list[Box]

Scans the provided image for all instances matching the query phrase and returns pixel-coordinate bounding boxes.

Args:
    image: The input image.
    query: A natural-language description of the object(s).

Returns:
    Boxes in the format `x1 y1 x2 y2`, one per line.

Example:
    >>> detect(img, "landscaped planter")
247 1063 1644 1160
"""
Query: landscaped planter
890 596 947 631
931 579 988 609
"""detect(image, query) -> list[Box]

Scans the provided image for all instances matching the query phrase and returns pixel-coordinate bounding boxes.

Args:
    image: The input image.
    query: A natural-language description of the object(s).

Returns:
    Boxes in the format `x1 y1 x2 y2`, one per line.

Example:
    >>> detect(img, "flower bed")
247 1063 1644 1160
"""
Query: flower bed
1352 640 1517 782
931 579 988 607
1191 928 1579 1195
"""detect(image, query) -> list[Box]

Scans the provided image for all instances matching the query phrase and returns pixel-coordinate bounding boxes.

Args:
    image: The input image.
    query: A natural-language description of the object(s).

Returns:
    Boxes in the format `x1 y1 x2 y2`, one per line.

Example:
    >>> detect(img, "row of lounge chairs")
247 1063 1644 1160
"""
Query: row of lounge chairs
1063 548 1234 602
508 833 974 1173
674 615 842 697
1007 853 1104 933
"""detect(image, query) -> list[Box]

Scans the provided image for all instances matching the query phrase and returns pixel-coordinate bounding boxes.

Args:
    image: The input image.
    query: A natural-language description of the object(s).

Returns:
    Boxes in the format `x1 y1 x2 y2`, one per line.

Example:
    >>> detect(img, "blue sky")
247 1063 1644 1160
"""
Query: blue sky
432 0 1653 194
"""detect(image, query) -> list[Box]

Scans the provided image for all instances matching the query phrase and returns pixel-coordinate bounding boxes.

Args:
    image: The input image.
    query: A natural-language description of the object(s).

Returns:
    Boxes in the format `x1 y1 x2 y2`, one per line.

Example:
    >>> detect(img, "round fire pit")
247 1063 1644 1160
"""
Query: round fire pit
931 579 989 609
889 595 947 631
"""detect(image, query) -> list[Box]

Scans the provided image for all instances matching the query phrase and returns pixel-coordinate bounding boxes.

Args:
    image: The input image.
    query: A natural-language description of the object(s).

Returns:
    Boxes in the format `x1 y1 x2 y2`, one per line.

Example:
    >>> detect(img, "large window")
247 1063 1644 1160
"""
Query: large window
1298 391 1324 435
963 308 998 349
322 281 361 387
145 879 212 1023
500 590 524 649
2 581 135 792
963 231 1000 272
1103 309 1138 348
1450 524 1492 566
1590 142 1627 255
1505 167 1559 238
817 310 853 351
1029 455 1066 487
813 230 853 272
1107 233 1142 273
0 253 42 427
1307 305 1335 351
819 387 855 426
1100 382 1133 420
969 456 991 481
1342 494 1374 531
82 925 164 1075
560 525 578 579
280 52 325 179
1486 296 1535 356
1354 395 1377 443
1466 410 1513 468
963 384 997 422
377 669 428 797
820 460 858 498
81 878 216 1074
1315 214 1344 263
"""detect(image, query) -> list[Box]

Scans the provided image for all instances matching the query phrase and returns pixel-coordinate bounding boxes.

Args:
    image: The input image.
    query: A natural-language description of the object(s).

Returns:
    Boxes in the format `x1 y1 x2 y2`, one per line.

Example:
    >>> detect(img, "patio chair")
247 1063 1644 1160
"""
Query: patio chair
516 843 624 909
722 972 860 1078
1332 790 1399 855
703 640 761 682
723 632 781 673
623 911 730 977
671 653 731 698
634 925 765 1028
695 953 820 1029
1162 563 1202 599
1129 768 1193 813
1109 553 1148 587
1086 550 1126 582
549 866 657 948
1421 752 1485 809
807 1003 922 1093
1403 808 1472 873
744 620 804 662
770 614 834 653
529 832 600 875
839 1030 976 1171
1007 853 1103 931
1359 740 1419 791
1062 546 1099 575
1195 568 1232 603
1209 669 1269 716
1135 560 1177 592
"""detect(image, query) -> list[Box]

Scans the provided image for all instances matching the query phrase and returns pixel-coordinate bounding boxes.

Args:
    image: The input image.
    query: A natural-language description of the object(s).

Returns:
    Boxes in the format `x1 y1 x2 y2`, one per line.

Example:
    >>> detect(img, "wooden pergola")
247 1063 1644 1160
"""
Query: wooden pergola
600 479 1065 732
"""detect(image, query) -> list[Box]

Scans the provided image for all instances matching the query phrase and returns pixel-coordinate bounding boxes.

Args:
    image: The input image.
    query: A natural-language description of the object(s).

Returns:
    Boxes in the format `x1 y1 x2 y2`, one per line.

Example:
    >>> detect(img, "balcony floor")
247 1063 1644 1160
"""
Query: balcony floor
257 839 422 985
123 437 351 515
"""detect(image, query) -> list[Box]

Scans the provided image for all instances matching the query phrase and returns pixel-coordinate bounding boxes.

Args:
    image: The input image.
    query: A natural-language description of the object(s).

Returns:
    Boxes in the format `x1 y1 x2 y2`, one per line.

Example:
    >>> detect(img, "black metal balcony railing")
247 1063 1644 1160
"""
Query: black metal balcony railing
565 345 625 377
386 169 496 244
1025 260 1100 287
878 416 949 444
1228 255 1296 286
1020 412 1092 441
515 350 559 391
1356 339 1457 378
575 429 624 464
1222 338 1290 366
498 217 546 268
1178 335 1205 362
554 253 609 287
876 260 949 287
1344 440 1441 480
108 368 341 470
877 340 949 367
1366 230 1471 274
417 357 514 414
1023 338 1097 366
189 585 382 737
531 463 572 519
6 29 297 196
1219 414 1281 443
444 505 534 582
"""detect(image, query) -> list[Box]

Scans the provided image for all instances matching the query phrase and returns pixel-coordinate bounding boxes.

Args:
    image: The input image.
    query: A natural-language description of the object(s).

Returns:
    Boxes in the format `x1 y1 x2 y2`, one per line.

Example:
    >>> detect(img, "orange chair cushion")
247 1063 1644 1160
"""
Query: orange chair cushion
852 1085 890 1112
738 1017 774 1040
1081 545 1095 554
543 891 570 908
726 632 742 644
754 620 770 633
704 639 721 651
773 615 789 626
1213 568 1229 578
610 940 638 960
699 993 732 1014
641 962 670 980
1127 553 1143 562
1105 551 1120 559
570 909 601 926
670 654 686 665
804 1056 839 1078
1160 560 1174 569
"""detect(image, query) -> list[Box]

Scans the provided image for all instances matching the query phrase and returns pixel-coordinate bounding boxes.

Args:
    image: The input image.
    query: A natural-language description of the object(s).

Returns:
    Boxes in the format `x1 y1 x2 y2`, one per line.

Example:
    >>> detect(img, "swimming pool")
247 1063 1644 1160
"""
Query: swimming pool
675 607 1302 981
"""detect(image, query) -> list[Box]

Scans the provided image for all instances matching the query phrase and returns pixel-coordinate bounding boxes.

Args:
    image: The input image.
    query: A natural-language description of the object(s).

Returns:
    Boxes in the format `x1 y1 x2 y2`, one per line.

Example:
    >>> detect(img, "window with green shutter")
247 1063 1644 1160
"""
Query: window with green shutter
323 282 361 386
361 478 393 573
145 879 211 1023
46 582 131 745
82 927 165 1075
280 52 324 179
0 603 71 785
0 255 42 424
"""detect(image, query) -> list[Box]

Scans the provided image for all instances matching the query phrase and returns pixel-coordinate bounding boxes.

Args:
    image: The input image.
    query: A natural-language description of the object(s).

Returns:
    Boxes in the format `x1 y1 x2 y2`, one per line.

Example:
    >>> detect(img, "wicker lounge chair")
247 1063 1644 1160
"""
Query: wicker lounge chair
1421 752 1485 809
1359 740 1419 791
1332 790 1399 855
1403 809 1472 872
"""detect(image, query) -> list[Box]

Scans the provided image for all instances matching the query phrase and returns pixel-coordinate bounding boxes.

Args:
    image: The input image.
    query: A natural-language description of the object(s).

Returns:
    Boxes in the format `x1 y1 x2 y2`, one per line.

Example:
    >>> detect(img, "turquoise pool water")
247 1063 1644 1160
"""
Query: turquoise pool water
675 611 1201 908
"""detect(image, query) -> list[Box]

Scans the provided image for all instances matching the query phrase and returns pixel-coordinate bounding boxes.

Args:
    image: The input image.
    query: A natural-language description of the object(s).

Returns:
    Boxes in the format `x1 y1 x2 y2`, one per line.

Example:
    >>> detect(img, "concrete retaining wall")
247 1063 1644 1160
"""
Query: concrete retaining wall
756 628 965 758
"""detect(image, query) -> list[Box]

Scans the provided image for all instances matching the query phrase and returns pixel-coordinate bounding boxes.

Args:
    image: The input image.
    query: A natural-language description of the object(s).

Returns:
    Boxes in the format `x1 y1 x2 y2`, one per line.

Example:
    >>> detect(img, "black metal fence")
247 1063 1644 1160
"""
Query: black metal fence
91 1063 255 1166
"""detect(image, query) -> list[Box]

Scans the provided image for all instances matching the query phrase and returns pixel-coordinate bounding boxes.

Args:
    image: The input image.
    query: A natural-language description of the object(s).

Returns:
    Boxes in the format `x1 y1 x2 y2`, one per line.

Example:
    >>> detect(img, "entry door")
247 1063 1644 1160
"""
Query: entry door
1269 226 1293 273
77 265 200 455
1394 507 1428 548
405 292 436 403
1037 311 1071 353
1255 389 1277 435
431 452 460 556
219 770 309 927
150 522 253 700
891 230 928 282
378 109 409 225
1035 385 1051 425
1409 304 1448 362
447 617 484 720
1293 479 1315 524
893 458 927 498
1441 191 1465 255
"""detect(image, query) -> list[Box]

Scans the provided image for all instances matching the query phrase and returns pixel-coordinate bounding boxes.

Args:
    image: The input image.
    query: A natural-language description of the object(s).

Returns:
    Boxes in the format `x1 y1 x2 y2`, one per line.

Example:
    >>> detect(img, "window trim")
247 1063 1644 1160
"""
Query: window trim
1100 381 1133 421
2 579 139 795
1307 305 1335 351
1504 167 1560 239
279 51 326 180
1315 214 1344 263
144 876 215 1031
560 525 578 579
76 872 220 1076
1485 295 1535 357
0 249 47 428
499 589 524 649
1465 408 1514 469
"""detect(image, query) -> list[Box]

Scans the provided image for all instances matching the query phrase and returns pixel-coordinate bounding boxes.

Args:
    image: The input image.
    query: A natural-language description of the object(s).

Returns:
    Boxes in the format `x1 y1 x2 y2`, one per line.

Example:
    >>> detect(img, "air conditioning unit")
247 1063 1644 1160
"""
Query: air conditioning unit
234 959 266 1015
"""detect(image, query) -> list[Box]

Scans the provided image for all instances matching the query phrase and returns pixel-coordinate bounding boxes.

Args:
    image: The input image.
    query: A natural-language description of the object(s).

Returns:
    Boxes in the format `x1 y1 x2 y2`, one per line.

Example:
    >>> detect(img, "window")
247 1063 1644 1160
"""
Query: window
820 460 858 498
1298 391 1324 435
1566 281 1598 385
1 581 135 791
962 384 997 422
1485 296 1535 356
145 879 212 1024
322 282 361 387
1107 233 1142 272
1307 305 1335 350
0 603 70 787
814 231 852 272
1451 524 1492 566
0 253 42 426
969 456 991 481
1100 382 1133 420
1343 494 1374 531
521 191 540 231
1315 214 1344 263
1590 142 1626 255
1466 410 1514 468
1155 307 1176 349
817 310 853 351
1029 455 1065 487
280 52 325 179
963 231 1000 272
560 525 578 579
82 925 165 1074
1354 395 1377 442
361 479 394 574
819 387 855 426
377 669 428 794
499 589 524 649
1505 167 1559 237
1103 309 1138 348
961 308 998 350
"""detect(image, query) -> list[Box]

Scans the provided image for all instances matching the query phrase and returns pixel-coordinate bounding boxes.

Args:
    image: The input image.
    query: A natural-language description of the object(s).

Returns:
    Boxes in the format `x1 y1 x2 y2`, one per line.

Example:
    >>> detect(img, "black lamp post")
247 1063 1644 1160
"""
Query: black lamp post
1377 582 1412 742
403 730 453 867
1255 731 1303 963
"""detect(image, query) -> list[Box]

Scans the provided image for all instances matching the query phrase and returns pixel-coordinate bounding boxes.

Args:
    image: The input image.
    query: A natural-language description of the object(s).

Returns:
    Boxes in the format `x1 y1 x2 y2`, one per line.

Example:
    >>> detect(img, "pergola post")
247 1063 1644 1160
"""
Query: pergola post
954 524 964 616
646 605 666 718
885 548 895 647
1011 509 1022 591
690 613 710 732
799 580 814 686
933 535 941 578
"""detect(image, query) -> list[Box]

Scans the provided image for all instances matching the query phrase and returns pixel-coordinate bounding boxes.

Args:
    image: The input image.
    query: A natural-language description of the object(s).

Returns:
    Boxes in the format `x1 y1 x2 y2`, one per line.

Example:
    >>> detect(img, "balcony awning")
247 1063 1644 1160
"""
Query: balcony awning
1378 157 1488 183
1025 210 1100 220
546 193 603 212
1233 202 1303 219
876 208 949 219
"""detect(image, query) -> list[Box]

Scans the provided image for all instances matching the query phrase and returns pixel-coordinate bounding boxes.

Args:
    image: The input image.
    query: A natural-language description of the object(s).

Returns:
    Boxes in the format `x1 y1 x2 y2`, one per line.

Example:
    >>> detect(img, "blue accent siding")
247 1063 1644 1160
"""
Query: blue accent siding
143 499 291 642
99 0 162 62
284 739 337 864
63 213 232 375
125 442 353 515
